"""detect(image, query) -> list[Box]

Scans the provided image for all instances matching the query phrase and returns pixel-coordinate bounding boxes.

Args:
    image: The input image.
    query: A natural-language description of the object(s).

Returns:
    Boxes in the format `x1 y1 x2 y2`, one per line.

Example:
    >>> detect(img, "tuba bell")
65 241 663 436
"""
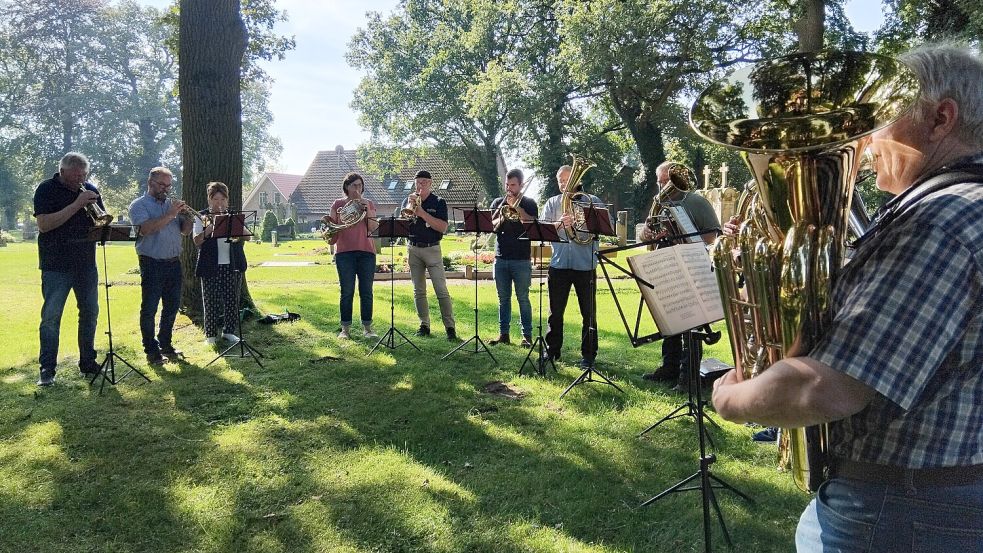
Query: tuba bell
691 50 919 492
560 154 596 245
321 199 367 241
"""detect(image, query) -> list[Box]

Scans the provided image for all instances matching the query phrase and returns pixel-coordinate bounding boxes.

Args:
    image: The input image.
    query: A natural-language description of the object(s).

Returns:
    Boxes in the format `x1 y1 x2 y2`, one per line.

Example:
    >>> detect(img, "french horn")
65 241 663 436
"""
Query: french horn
321 199 367 241
691 50 919 492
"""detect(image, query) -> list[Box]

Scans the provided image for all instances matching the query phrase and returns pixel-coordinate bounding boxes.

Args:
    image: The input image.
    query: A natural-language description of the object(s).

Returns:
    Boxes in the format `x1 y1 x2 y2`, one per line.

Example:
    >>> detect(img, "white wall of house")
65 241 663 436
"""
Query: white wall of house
243 176 293 223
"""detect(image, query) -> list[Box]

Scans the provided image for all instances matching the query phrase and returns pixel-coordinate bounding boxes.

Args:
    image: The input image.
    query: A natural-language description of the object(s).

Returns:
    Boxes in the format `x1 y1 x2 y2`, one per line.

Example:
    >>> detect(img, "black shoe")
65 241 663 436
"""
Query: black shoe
540 350 558 363
147 353 168 366
446 328 458 341
489 334 509 345
415 325 431 337
79 359 101 376
753 427 779 442
37 367 56 387
642 364 680 382
520 336 533 348
579 358 595 370
160 345 183 356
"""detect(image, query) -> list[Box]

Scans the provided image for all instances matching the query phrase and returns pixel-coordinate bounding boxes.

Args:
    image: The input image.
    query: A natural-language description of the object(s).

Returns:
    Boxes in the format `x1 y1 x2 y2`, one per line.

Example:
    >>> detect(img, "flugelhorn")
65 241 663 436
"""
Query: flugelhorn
82 184 114 227
560 154 596 245
401 193 420 220
691 50 919 492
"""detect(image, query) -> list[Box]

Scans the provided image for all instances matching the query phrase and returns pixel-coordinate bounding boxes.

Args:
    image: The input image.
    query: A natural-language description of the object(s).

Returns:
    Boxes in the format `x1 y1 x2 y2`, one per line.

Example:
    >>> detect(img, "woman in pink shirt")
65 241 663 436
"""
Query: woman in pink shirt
329 173 379 339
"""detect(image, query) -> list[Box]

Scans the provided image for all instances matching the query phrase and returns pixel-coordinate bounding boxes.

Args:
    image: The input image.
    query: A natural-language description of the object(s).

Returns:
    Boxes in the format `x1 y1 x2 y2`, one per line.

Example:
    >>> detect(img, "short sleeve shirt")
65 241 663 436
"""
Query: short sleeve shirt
33 174 103 272
490 195 539 259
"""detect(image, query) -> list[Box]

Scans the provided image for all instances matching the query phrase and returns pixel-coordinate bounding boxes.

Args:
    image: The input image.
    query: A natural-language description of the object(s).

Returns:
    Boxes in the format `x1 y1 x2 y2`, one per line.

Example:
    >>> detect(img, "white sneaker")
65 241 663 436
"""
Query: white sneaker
338 327 351 339
204 337 218 345
363 328 379 339
222 333 240 343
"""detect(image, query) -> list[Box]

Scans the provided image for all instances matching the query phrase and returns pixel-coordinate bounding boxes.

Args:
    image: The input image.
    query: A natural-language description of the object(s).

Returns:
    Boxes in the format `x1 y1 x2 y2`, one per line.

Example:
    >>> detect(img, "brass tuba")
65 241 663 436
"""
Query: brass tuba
321 199 367 241
691 50 919 492
645 163 696 241
560 154 596 245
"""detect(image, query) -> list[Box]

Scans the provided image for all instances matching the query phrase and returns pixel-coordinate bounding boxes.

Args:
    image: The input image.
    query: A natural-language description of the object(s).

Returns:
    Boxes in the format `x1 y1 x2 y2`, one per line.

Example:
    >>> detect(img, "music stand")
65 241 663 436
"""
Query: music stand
206 212 264 368
86 225 151 394
639 329 753 553
519 219 565 376
443 208 496 363
560 205 624 397
369 217 420 354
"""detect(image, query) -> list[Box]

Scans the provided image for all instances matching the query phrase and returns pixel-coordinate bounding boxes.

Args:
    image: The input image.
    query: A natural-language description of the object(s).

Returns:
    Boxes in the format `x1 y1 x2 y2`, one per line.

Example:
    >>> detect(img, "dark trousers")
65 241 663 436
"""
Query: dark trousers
201 265 239 338
139 257 182 355
545 267 597 362
662 333 704 382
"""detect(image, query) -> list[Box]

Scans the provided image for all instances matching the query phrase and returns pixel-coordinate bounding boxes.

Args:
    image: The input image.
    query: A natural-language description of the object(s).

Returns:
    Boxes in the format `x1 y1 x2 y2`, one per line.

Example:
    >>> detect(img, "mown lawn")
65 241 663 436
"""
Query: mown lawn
0 238 808 553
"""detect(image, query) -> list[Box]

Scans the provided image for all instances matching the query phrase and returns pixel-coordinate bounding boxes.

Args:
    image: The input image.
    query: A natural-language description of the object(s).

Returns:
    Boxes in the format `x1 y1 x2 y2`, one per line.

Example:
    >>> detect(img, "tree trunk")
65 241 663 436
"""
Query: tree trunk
796 0 825 53
537 92 567 200
178 0 249 322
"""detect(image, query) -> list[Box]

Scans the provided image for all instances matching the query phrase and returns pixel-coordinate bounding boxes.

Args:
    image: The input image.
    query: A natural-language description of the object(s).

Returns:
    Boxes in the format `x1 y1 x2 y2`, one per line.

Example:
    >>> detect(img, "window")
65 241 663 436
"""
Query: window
439 179 451 190
260 191 269 206
387 180 398 190
274 192 282 204
403 180 413 190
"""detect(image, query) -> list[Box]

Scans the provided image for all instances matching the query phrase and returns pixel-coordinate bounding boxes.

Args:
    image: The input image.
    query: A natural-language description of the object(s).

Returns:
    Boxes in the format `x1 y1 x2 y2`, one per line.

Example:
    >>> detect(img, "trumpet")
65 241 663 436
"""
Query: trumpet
181 204 211 228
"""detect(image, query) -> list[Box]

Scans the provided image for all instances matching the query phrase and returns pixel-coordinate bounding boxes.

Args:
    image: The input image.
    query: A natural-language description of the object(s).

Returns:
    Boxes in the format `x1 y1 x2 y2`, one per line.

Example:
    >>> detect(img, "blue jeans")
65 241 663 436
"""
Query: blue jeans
39 267 100 370
138 257 182 354
796 477 983 552
493 258 532 337
336 251 375 325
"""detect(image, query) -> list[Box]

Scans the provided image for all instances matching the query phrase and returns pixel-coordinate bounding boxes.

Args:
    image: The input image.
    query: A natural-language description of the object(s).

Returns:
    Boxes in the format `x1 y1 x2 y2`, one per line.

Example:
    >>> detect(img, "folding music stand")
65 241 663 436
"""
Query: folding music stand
369 217 420 354
86 225 151 394
443 207 496 362
639 328 753 553
518 219 565 376
560 205 624 397
206 212 264 368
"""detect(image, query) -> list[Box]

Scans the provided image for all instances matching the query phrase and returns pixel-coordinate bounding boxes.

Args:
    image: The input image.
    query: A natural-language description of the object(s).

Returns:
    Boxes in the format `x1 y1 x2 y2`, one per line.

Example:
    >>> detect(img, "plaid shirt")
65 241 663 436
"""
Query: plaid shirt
810 164 983 469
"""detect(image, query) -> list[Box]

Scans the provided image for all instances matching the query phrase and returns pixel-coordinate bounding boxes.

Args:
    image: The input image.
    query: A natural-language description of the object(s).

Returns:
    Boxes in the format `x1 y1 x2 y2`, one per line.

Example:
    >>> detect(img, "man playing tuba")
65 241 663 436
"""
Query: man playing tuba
711 43 983 551
640 161 719 390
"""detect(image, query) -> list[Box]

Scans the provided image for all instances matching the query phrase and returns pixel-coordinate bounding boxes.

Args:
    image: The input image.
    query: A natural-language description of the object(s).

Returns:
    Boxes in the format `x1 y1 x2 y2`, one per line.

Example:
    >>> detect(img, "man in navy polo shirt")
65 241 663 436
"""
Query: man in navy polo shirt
405 169 457 341
33 152 106 386
128 167 192 365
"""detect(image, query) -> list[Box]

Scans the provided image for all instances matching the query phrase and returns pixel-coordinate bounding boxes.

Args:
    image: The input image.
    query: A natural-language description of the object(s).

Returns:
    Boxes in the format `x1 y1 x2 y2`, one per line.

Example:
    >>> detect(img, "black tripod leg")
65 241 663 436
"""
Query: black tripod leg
638 471 701 507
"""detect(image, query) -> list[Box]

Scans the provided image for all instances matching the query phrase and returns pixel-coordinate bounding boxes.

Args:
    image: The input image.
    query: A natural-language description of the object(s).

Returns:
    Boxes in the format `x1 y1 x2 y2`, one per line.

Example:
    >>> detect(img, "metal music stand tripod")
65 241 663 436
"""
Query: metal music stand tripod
560 205 624 397
519 219 565 376
369 217 420 354
206 211 265 368
443 207 496 363
639 329 753 553
87 225 150 394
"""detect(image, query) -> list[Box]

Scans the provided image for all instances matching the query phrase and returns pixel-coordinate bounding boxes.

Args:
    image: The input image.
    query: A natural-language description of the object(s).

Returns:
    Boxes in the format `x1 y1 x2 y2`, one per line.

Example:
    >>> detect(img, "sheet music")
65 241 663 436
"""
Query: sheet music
677 242 725 321
666 205 702 243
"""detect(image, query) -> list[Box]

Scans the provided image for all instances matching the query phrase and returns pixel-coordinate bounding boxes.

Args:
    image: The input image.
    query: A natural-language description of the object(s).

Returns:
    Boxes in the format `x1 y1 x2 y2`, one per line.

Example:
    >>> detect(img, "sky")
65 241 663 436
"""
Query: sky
142 0 886 179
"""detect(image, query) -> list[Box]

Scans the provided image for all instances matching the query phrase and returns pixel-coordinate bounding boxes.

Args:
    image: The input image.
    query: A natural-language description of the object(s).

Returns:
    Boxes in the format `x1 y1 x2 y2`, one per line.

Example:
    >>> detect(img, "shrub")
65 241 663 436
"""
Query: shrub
260 210 279 241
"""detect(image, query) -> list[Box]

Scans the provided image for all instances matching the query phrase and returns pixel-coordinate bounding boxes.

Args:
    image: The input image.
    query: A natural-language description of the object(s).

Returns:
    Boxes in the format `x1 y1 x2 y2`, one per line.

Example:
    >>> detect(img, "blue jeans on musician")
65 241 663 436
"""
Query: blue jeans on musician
796 477 983 552
494 258 533 337
138 257 182 355
336 251 375 326
39 267 99 371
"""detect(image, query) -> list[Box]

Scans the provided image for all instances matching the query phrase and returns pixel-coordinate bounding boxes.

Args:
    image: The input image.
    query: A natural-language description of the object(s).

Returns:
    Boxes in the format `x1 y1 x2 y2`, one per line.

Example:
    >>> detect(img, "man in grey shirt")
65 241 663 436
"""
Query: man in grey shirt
128 167 192 365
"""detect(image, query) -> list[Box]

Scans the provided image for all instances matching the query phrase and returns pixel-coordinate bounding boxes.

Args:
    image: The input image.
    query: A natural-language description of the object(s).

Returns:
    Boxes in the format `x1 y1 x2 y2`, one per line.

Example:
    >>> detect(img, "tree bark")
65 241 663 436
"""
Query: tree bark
178 0 249 321
796 0 825 53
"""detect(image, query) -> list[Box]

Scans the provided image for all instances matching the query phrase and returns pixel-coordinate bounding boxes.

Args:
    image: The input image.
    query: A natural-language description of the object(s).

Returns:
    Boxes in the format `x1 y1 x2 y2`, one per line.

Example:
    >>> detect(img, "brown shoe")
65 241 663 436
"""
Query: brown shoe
489 334 510 345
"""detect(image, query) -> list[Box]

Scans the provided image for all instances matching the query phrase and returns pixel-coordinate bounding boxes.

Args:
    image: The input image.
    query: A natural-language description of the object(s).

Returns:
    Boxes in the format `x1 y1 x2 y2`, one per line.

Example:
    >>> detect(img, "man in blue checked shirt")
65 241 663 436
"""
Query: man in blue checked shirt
712 43 983 552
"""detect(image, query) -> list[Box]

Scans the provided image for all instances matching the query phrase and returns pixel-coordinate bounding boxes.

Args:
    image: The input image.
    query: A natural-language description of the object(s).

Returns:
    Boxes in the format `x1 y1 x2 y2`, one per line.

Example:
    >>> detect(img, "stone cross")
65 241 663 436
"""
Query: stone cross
703 166 713 189
720 163 730 188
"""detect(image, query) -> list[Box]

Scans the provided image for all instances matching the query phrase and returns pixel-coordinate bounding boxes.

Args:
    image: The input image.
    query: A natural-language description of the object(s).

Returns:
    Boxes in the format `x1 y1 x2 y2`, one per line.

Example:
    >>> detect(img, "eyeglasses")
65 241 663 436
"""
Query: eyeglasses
150 180 172 187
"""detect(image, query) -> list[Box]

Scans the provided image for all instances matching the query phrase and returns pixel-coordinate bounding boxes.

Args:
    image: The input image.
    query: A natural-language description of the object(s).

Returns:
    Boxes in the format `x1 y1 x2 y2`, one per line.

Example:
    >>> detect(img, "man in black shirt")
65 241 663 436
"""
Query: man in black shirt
33 152 106 386
488 169 538 347
405 170 457 340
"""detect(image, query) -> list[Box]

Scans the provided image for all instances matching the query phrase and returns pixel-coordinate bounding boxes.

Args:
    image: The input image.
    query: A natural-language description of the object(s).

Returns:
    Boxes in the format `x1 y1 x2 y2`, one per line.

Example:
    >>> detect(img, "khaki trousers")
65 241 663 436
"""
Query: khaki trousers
408 244 455 329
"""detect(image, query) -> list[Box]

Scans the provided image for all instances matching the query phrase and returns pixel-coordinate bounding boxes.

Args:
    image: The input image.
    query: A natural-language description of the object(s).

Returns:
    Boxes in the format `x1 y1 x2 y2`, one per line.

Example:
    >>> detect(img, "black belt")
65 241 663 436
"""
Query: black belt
409 241 441 248
139 255 180 263
831 458 983 487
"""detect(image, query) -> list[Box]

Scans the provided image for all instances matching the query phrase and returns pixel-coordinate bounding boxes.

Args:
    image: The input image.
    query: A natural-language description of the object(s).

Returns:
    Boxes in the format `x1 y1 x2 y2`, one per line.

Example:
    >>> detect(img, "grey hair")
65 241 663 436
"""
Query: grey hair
556 165 572 176
59 152 90 172
900 42 983 147
148 166 173 181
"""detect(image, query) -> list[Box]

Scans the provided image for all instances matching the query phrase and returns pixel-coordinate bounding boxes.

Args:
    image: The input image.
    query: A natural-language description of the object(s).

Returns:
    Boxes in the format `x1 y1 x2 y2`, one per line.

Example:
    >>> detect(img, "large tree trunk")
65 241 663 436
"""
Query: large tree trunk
178 0 249 322
536 91 567 201
796 0 825 53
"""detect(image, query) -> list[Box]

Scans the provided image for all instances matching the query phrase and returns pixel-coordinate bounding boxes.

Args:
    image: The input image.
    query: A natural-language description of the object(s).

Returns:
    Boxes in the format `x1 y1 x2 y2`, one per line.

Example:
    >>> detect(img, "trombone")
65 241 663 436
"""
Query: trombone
492 175 534 231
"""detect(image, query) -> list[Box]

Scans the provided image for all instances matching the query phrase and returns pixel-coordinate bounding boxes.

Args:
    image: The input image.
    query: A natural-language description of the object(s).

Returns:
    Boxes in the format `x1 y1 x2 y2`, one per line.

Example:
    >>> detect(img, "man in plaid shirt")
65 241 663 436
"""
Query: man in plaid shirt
712 43 983 551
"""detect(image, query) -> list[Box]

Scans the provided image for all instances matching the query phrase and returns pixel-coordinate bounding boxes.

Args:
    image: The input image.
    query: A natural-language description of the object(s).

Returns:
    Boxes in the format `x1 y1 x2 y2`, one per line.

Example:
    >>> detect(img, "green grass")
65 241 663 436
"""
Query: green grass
0 238 808 553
